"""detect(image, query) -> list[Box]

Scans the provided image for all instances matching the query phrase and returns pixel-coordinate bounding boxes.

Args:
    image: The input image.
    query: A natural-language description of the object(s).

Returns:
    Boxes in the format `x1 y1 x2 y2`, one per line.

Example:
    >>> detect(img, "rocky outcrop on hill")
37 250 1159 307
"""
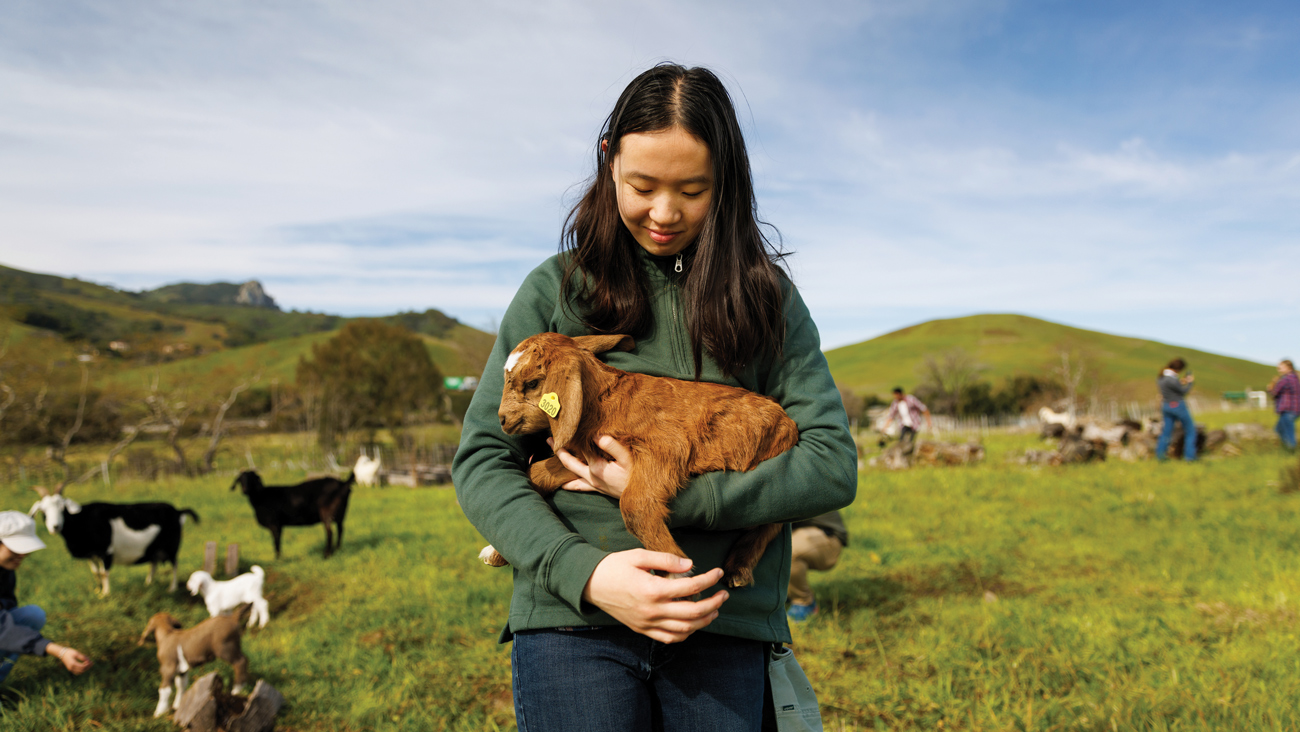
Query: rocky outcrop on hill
235 281 277 309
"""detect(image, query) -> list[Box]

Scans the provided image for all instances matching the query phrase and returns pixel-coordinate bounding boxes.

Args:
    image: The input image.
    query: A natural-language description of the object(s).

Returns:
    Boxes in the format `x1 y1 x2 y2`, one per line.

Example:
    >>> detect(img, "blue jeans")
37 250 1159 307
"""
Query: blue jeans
512 627 767 732
1157 401 1197 461
0 605 46 685
1278 412 1298 451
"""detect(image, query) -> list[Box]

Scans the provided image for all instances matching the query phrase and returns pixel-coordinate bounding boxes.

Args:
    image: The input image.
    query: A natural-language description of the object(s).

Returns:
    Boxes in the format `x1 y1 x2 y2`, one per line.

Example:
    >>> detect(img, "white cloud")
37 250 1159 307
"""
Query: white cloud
0 0 1296 364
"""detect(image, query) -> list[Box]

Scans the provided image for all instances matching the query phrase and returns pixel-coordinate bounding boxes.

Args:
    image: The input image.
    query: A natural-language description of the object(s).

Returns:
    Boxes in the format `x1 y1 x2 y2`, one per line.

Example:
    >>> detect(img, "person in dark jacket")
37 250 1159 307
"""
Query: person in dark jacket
1156 358 1197 461
0 511 92 684
787 511 848 622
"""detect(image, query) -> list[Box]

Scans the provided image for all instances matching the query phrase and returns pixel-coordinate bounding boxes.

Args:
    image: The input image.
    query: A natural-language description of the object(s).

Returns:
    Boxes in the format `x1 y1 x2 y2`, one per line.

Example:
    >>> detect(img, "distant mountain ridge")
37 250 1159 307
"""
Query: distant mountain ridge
0 262 493 379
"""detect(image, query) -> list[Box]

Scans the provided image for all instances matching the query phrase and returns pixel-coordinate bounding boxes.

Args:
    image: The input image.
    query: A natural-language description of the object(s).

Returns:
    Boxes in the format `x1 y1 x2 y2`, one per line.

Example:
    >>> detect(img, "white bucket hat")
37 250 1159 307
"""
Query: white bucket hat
0 511 47 554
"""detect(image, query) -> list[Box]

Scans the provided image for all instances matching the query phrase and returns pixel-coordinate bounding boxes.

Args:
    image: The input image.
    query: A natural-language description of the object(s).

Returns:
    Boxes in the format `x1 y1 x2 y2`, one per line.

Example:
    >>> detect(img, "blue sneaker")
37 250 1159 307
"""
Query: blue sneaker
787 601 818 622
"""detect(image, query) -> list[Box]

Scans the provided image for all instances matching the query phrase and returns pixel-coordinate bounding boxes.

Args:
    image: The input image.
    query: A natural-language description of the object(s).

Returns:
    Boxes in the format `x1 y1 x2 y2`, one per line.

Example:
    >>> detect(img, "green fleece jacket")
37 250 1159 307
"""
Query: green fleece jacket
452 248 857 643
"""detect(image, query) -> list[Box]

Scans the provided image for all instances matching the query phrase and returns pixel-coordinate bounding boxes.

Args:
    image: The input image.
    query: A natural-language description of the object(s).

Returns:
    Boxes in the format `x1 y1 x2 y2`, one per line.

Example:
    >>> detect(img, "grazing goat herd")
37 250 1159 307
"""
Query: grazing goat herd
22 468 355 718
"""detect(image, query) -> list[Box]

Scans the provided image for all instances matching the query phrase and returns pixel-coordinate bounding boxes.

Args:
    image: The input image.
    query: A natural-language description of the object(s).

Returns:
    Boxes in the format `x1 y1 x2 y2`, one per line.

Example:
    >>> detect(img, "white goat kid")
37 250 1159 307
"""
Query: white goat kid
186 566 270 628
353 454 382 487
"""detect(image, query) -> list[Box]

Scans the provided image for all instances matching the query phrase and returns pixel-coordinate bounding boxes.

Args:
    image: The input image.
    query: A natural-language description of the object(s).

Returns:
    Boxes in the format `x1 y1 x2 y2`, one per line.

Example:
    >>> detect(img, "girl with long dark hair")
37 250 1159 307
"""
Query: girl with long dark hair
453 64 857 731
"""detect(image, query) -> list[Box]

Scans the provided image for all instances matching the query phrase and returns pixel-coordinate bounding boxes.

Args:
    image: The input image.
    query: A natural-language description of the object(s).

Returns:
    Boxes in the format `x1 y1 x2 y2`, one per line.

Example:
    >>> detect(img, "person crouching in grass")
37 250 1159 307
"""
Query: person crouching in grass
0 511 92 684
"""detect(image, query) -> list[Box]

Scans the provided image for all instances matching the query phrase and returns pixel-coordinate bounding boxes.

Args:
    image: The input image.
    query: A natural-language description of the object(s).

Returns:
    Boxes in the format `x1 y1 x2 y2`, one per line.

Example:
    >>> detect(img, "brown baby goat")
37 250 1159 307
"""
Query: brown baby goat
139 611 250 718
487 332 799 587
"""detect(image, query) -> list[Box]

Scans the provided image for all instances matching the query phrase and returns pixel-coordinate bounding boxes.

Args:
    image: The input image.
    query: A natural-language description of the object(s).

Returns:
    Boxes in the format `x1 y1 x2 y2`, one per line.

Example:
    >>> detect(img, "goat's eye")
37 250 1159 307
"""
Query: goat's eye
525 379 540 391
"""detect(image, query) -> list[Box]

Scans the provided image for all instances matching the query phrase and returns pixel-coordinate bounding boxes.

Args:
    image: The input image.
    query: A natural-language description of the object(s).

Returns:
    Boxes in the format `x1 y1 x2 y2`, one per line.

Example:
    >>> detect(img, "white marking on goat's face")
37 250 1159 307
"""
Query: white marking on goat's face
31 495 78 535
108 518 161 566
504 350 522 373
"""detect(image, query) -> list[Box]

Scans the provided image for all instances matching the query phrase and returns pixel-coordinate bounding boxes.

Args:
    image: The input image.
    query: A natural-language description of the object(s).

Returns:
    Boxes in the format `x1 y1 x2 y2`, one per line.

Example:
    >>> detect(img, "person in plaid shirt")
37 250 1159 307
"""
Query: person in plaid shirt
881 387 932 446
1268 359 1299 452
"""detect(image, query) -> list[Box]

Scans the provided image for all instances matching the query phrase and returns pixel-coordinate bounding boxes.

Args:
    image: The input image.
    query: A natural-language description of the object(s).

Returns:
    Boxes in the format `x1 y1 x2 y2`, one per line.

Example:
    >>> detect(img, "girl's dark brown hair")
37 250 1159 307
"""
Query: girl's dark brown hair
560 63 788 378
1163 358 1186 375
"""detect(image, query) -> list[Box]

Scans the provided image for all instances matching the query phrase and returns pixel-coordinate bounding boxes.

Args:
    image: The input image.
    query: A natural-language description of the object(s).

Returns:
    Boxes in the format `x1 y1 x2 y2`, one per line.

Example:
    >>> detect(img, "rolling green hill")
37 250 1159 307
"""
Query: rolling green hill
0 262 495 385
825 313 1274 403
104 322 496 390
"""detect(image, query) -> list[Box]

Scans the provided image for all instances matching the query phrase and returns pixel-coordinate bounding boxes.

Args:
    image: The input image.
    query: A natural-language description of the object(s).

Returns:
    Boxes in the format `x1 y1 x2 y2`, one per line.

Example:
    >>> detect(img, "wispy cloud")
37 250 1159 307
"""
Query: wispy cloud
1 0 1296 361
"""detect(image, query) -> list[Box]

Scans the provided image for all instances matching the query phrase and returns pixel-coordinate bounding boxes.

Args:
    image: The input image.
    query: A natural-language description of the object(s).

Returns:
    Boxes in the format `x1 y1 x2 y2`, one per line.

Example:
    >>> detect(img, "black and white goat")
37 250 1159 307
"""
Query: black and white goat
230 470 353 559
28 485 199 596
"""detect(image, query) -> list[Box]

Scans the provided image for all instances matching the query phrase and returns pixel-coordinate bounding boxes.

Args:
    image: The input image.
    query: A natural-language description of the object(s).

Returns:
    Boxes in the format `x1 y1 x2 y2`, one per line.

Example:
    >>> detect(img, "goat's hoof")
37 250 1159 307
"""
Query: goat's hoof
724 569 754 588
479 546 509 567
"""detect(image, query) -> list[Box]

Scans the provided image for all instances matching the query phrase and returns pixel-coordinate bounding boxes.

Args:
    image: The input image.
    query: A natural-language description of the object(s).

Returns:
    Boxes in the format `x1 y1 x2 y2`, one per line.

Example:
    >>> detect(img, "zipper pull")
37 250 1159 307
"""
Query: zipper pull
674 253 683 273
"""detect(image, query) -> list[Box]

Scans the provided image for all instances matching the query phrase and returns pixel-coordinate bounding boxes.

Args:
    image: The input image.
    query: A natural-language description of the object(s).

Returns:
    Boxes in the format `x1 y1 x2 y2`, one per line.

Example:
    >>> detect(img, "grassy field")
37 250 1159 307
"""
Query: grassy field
1 412 1297 730
825 313 1276 401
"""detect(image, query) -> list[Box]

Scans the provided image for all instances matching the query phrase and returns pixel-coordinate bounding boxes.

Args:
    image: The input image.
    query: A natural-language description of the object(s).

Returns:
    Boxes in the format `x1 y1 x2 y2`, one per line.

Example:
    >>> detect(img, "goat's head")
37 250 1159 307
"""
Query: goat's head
186 570 213 597
138 612 184 646
498 333 634 448
230 471 262 495
28 485 80 536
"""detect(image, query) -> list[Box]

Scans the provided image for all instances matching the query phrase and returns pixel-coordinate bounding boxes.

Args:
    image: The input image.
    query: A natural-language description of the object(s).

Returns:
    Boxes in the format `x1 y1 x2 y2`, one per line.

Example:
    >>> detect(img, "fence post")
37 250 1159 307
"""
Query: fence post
225 543 239 577
204 541 217 575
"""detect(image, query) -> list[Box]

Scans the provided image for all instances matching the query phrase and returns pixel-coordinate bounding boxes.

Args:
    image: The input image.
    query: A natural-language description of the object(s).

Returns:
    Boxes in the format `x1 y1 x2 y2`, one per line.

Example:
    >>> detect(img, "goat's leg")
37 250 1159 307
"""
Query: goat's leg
335 517 344 549
154 684 174 718
91 558 111 597
321 518 334 558
229 653 249 694
252 598 269 628
147 562 156 585
618 466 691 578
271 526 283 559
528 457 578 496
173 672 188 710
720 523 785 589
167 563 178 592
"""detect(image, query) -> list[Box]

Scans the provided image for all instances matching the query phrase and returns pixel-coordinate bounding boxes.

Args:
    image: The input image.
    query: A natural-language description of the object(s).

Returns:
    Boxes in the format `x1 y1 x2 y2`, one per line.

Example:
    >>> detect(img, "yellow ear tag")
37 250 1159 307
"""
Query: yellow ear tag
538 392 561 419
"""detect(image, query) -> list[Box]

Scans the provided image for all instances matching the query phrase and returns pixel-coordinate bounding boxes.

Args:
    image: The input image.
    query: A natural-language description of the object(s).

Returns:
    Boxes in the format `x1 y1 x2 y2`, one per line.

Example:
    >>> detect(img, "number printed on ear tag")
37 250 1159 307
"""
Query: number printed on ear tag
538 392 561 419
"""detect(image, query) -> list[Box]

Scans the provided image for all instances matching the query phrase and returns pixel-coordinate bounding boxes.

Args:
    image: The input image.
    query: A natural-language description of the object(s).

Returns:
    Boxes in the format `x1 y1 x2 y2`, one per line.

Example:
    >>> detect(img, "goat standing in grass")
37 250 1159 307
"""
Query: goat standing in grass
139 611 249 717
230 471 353 559
28 485 199 595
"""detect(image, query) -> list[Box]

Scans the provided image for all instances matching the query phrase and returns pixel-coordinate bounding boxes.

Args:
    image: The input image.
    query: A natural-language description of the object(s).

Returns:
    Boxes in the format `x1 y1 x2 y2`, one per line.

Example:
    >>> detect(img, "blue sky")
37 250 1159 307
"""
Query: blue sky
1 0 1296 365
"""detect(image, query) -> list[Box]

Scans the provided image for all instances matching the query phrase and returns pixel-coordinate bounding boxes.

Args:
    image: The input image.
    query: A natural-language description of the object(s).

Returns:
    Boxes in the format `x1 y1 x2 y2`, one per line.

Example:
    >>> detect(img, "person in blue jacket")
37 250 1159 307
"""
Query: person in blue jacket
0 511 92 684
1156 358 1197 461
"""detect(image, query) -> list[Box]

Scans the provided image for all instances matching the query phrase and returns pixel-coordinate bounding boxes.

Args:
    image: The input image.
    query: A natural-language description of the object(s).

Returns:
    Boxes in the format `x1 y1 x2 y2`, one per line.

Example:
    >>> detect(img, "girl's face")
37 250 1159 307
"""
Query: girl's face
610 126 713 258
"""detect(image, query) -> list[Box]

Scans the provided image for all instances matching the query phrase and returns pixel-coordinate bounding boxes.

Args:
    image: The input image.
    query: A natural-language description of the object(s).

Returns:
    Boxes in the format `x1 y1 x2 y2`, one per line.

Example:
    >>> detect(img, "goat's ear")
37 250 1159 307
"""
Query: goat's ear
573 334 634 355
546 351 585 449
28 501 41 518
31 485 48 498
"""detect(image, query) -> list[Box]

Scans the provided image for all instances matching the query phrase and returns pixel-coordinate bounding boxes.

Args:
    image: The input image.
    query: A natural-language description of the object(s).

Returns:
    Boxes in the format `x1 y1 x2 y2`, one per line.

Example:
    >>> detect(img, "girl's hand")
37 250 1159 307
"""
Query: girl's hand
582 550 728 644
548 435 632 499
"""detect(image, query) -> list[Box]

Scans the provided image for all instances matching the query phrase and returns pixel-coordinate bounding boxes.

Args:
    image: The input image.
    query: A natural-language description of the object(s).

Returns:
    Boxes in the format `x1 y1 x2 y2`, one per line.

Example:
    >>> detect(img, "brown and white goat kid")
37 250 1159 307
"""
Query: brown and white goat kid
138 611 250 718
486 332 799 588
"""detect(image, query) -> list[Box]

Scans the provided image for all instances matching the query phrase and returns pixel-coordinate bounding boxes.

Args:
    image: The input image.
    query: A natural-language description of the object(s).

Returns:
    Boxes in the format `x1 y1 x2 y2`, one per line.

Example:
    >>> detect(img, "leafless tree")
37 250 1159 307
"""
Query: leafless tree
917 348 986 416
199 374 260 473
46 361 90 485
1055 351 1087 422
144 375 198 474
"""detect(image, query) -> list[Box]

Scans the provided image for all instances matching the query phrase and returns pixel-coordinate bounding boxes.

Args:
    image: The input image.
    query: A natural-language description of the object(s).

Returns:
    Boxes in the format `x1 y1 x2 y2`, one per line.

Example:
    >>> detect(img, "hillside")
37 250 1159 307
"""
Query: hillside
0 261 495 382
825 313 1275 403
105 322 496 390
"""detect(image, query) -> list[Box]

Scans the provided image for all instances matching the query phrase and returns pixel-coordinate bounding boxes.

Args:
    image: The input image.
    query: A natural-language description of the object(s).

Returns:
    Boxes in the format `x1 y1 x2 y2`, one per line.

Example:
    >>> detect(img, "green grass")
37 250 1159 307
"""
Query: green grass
2 425 1298 730
825 313 1276 402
